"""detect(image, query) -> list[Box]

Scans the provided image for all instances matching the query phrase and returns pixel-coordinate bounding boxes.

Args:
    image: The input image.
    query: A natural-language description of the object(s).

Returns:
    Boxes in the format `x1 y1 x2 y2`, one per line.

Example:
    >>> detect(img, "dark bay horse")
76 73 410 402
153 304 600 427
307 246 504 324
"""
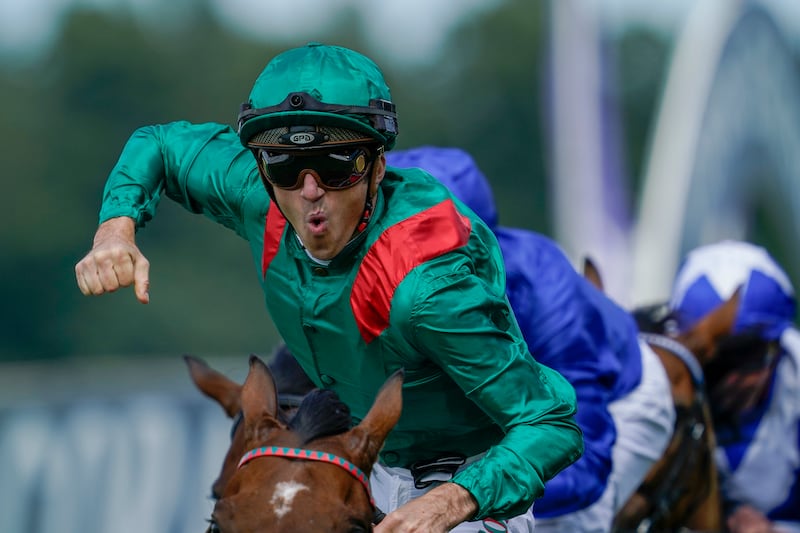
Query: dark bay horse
583 258 735 532
185 354 403 533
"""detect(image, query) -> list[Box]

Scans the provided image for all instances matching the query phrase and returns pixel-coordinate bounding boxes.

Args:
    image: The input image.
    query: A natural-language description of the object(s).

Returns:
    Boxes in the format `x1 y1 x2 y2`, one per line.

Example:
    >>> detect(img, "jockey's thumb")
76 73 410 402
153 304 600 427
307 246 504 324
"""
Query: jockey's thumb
133 255 150 304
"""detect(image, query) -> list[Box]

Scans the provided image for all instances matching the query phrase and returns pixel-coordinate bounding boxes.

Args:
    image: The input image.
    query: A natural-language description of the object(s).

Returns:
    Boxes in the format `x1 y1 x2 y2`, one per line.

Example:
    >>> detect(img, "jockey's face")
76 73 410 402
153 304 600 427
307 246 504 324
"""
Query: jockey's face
272 152 385 260
709 365 772 416
706 337 780 418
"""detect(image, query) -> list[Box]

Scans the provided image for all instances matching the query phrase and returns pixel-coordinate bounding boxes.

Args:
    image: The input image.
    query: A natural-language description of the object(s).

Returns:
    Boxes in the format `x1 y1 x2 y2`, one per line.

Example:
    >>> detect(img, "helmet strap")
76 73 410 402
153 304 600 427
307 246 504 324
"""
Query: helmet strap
355 147 384 234
356 180 376 234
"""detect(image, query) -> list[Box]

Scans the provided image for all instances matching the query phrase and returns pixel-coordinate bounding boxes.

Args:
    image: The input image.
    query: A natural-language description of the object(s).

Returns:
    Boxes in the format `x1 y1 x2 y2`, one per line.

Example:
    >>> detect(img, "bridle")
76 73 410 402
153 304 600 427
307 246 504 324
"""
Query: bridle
640 333 704 385
630 333 713 531
238 445 375 507
207 419 381 533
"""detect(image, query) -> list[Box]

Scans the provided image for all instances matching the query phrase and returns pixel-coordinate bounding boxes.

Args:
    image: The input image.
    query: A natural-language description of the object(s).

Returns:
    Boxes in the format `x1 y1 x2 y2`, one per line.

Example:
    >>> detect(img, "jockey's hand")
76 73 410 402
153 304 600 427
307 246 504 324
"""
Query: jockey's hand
373 482 477 533
75 216 150 304
727 504 779 533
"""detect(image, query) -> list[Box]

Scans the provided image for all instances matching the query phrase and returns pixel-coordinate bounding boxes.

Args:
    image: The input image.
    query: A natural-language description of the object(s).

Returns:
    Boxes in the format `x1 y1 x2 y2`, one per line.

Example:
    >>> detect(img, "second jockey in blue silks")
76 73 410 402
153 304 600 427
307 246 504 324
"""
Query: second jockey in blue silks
386 146 676 533
670 240 800 533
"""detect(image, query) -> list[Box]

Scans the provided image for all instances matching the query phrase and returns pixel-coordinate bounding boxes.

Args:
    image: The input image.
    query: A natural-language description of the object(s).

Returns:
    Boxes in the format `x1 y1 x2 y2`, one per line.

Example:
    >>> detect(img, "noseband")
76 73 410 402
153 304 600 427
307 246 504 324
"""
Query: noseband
238 446 374 506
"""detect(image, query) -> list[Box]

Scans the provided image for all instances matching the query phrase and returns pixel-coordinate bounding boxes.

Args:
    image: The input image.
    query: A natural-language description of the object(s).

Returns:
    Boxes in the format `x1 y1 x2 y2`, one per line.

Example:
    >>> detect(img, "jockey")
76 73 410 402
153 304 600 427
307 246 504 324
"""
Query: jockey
670 240 800 532
386 146 676 532
74 43 583 532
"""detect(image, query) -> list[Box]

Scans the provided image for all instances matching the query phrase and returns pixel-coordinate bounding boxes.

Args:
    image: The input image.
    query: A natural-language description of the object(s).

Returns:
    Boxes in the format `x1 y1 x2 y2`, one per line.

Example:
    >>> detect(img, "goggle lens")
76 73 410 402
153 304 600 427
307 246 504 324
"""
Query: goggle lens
258 146 376 190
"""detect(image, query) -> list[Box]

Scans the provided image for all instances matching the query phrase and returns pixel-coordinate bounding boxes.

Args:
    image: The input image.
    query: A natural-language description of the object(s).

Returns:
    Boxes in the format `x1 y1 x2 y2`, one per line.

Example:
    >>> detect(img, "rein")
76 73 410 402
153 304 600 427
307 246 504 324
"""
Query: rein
636 402 711 530
238 446 374 506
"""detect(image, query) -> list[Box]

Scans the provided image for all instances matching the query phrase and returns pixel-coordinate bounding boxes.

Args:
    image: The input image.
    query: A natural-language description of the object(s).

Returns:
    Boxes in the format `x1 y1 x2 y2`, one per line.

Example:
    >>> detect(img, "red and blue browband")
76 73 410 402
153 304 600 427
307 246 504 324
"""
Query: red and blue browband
238 445 373 506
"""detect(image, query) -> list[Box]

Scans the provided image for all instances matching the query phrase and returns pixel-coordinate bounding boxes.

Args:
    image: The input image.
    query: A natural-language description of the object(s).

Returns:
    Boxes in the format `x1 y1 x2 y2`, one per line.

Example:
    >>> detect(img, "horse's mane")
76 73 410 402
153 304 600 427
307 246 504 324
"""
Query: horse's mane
288 389 353 444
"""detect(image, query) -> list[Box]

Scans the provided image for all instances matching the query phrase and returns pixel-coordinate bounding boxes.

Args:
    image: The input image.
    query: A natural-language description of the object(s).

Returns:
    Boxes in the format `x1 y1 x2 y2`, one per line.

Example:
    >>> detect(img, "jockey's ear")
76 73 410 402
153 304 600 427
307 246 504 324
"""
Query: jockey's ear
370 148 387 196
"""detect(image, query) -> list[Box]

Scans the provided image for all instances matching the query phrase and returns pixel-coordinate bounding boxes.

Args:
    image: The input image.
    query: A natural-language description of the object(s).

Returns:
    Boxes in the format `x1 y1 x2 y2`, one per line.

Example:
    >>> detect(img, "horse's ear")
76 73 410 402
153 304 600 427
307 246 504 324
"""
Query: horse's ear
241 355 281 436
346 370 404 471
184 354 242 418
582 256 605 292
679 287 741 364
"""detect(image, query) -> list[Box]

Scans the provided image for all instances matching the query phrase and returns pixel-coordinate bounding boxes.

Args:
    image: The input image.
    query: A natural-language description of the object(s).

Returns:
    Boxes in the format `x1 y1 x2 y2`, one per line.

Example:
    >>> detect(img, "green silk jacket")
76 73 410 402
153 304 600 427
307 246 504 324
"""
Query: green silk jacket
98 121 583 519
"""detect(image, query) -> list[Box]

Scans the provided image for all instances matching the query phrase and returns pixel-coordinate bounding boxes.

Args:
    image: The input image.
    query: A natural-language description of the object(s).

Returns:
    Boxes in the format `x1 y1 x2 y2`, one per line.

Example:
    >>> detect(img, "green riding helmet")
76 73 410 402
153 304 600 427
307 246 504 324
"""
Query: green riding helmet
237 42 399 150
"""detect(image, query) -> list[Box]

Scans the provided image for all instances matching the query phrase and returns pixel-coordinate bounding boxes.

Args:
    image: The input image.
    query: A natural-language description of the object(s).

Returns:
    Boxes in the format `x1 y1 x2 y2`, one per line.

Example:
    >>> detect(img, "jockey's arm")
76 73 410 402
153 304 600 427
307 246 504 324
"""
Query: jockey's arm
75 121 266 302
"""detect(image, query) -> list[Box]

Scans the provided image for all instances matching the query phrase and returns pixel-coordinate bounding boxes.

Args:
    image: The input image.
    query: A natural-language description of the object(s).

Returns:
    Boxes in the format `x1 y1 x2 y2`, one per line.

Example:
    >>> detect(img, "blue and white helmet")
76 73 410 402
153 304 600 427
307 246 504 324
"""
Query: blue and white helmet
670 240 796 340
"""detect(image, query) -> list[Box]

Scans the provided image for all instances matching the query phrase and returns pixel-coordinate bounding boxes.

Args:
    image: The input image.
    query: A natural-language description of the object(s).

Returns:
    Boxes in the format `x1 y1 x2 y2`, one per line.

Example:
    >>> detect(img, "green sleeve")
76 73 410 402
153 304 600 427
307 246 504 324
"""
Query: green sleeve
403 266 584 519
98 121 264 239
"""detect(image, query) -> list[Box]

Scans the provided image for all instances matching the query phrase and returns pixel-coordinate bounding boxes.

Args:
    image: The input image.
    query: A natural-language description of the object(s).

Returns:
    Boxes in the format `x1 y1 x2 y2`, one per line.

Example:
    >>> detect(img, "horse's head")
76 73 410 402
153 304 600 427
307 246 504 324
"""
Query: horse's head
580 256 734 532
620 291 740 531
192 355 403 533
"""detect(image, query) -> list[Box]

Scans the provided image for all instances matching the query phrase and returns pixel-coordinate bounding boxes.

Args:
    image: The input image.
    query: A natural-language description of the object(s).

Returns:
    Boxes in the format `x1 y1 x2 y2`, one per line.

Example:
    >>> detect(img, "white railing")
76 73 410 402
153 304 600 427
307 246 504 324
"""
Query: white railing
0 358 237 533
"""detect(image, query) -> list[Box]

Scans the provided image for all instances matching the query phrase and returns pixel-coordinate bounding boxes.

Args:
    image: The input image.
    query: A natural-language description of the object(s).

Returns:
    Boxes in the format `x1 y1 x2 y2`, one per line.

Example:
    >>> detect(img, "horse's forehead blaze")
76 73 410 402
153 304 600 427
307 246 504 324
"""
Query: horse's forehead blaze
270 480 310 519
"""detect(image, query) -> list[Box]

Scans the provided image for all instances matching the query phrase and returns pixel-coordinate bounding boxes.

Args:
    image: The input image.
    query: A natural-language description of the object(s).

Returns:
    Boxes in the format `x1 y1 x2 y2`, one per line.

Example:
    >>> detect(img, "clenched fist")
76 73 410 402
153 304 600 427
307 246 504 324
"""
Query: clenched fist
75 216 150 304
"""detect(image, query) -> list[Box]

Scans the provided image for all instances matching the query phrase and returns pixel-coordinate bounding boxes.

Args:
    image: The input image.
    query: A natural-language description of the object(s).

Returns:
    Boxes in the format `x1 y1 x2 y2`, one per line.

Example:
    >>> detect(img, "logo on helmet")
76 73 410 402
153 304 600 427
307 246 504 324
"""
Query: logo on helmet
278 129 328 147
289 132 316 145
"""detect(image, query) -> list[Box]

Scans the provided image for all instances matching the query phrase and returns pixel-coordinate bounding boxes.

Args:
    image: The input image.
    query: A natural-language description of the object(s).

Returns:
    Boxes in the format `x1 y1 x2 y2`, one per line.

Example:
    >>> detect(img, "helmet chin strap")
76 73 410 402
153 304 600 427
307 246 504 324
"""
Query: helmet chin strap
354 163 379 236
356 193 374 234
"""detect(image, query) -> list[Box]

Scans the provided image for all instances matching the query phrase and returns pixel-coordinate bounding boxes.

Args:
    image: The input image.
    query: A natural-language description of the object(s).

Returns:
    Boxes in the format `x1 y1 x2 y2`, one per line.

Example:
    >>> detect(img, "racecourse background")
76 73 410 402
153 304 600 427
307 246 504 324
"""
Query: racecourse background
2 1 800 531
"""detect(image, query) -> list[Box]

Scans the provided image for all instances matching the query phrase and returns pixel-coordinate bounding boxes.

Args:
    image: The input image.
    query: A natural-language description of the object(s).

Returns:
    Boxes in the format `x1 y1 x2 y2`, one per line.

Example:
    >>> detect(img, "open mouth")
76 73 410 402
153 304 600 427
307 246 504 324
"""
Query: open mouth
307 214 328 234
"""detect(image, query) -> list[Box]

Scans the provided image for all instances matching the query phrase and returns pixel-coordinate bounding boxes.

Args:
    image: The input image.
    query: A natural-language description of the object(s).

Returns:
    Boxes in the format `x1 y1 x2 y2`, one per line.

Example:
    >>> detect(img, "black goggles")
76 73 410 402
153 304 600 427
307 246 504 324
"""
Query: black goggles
257 145 380 191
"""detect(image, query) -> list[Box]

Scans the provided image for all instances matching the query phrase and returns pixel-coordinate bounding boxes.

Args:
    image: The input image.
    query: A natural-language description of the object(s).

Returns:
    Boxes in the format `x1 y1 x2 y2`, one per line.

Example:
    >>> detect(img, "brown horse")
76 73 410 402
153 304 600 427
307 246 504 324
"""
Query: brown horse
582 258 734 532
186 354 402 532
